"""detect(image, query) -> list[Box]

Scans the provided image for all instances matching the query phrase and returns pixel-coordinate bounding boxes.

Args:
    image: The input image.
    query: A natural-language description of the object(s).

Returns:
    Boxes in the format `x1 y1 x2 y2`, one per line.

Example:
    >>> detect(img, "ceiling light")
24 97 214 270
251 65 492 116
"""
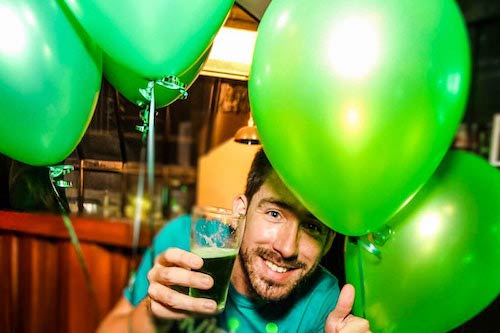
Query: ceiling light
234 115 260 145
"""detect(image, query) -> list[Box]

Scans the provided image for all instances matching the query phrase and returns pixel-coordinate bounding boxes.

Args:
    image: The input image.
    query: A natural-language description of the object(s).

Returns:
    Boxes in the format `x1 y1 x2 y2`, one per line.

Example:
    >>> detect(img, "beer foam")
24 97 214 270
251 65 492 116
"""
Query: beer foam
191 247 239 258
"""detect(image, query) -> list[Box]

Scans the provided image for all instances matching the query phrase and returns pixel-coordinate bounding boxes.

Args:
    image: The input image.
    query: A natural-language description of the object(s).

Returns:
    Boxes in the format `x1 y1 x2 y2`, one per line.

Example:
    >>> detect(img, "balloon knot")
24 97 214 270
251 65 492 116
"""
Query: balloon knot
359 226 393 259
156 75 188 99
48 165 74 188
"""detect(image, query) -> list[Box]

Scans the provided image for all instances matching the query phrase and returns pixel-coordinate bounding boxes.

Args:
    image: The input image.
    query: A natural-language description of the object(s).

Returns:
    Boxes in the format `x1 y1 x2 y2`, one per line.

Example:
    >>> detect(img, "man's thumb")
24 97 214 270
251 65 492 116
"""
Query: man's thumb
330 284 355 321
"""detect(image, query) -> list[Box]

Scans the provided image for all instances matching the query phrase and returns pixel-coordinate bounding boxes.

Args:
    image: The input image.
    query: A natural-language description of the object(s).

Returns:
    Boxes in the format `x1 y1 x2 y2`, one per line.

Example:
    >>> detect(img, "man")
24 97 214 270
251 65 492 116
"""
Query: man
97 149 370 333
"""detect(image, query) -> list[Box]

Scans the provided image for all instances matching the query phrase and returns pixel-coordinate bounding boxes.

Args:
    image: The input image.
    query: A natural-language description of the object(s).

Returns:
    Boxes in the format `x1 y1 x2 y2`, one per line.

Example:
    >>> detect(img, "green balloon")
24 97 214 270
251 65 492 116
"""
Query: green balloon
249 0 471 235
63 0 233 79
0 0 102 166
104 46 210 108
345 151 500 333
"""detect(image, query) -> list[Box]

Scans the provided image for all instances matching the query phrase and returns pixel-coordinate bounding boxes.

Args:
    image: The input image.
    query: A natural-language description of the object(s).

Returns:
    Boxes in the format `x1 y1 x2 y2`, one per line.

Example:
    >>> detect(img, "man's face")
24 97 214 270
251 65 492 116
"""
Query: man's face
232 171 333 302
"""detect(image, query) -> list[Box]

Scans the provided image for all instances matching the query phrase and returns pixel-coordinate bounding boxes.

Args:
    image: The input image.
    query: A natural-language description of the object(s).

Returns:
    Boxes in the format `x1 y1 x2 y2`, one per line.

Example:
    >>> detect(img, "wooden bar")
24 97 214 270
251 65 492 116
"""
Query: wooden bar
0 210 154 248
0 210 153 333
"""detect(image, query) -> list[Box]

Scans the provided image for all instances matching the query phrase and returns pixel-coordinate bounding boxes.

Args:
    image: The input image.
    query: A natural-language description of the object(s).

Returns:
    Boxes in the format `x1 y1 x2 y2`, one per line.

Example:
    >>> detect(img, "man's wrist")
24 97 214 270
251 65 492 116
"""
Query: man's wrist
145 297 177 333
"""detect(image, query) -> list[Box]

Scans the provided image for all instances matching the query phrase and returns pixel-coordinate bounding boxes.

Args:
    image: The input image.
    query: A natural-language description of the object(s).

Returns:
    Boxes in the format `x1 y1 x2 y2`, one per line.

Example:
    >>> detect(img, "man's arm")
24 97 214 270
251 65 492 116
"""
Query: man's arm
96 297 155 333
325 284 371 333
96 247 218 333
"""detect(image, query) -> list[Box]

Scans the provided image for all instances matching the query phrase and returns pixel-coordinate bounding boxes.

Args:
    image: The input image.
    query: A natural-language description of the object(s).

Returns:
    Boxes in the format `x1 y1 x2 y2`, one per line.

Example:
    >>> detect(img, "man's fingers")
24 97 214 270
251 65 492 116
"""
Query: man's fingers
344 315 371 333
325 284 362 333
148 265 214 290
155 248 203 269
330 284 355 321
148 282 217 318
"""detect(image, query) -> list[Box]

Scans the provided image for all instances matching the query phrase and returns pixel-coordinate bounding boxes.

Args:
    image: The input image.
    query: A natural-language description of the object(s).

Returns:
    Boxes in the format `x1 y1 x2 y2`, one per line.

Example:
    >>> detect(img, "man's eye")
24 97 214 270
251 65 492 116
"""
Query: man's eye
266 210 281 219
302 222 322 235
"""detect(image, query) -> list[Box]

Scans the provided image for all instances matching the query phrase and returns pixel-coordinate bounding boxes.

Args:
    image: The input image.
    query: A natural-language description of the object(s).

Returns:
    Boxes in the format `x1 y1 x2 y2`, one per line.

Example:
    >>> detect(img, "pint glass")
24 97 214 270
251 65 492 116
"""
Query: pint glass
189 206 245 312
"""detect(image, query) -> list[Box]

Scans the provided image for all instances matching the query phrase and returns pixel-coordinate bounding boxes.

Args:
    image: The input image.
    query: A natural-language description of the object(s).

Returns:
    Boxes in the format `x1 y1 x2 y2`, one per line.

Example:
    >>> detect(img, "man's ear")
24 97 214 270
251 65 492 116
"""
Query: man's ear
232 194 248 216
322 230 336 256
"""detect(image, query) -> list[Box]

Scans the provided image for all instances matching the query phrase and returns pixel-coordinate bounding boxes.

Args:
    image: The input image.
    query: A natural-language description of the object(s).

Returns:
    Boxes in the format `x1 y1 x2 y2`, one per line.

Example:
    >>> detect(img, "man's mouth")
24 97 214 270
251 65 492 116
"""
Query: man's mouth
265 260 290 273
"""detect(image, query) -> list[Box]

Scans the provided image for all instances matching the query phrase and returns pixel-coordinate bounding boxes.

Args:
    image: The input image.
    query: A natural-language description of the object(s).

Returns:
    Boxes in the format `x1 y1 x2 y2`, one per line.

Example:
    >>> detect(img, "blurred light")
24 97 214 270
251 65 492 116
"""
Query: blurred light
22 7 36 27
338 104 366 153
443 203 456 216
43 43 53 60
209 27 256 64
328 16 381 79
418 213 442 238
64 0 82 16
489 114 500 167
446 73 462 94
0 5 27 56
346 107 360 126
265 64 271 75
276 11 289 29
342 104 364 134
201 27 257 81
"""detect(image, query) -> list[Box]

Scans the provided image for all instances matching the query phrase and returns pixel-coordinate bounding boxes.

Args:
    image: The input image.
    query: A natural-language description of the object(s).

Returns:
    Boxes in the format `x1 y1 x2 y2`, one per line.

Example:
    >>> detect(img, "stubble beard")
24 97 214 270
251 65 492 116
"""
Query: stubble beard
238 246 320 302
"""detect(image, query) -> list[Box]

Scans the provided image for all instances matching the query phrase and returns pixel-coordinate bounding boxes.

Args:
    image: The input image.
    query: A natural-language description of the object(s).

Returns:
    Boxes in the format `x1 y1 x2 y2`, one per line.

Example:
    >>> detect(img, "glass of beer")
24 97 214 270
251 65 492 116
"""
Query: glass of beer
189 206 245 313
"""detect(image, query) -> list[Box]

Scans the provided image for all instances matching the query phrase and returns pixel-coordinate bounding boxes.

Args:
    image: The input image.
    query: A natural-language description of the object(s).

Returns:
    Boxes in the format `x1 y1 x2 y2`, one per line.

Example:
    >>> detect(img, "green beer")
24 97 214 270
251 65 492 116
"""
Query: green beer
189 247 238 312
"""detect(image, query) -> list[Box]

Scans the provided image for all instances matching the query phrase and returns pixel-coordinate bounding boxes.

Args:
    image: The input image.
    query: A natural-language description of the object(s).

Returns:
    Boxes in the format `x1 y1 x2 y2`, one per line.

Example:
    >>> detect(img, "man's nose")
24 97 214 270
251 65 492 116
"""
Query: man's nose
272 221 299 259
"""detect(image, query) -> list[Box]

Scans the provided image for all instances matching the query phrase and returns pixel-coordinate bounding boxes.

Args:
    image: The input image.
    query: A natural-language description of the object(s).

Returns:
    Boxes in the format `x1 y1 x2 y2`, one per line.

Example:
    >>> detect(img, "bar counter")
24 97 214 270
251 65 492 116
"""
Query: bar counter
0 210 153 333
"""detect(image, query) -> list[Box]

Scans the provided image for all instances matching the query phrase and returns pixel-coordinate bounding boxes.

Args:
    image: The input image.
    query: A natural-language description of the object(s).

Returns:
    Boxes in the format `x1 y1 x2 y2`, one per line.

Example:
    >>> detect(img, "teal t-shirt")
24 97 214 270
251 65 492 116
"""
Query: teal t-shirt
124 215 340 333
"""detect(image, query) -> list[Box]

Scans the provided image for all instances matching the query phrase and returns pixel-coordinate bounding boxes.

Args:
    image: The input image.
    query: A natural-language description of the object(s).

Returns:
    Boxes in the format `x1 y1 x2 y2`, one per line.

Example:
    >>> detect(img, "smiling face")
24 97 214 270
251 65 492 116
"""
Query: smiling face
231 171 334 302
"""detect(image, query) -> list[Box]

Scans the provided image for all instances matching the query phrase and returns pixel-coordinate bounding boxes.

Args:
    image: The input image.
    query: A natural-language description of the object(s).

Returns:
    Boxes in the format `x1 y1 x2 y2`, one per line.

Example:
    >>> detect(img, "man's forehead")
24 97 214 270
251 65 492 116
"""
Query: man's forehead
258 172 322 221
263 171 296 199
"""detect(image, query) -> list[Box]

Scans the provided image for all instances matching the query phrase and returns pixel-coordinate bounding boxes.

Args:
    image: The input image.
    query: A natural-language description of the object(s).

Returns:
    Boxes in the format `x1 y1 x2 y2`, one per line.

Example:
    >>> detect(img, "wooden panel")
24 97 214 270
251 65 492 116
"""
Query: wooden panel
63 241 128 333
0 211 149 333
0 234 16 333
16 236 59 333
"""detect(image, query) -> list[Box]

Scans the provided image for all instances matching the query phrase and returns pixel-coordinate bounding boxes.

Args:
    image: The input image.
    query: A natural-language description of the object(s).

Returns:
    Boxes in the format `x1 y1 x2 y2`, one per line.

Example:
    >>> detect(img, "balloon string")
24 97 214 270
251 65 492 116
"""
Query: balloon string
129 77 184 332
147 81 157 241
48 165 101 320
131 80 156 250
127 134 146 333
131 150 146 253
130 80 155 280
355 226 393 318
129 80 157 333
354 237 367 318
136 79 157 243
137 75 186 243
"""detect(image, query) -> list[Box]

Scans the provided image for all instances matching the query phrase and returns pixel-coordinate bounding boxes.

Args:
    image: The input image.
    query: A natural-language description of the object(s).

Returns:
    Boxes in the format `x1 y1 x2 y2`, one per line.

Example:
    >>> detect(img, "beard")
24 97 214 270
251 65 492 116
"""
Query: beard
238 246 320 302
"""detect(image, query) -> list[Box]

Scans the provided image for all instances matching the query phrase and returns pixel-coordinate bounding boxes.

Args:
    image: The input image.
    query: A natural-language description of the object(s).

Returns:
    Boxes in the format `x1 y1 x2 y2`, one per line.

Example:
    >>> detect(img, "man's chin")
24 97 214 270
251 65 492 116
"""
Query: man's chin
253 280 296 302
261 292 291 303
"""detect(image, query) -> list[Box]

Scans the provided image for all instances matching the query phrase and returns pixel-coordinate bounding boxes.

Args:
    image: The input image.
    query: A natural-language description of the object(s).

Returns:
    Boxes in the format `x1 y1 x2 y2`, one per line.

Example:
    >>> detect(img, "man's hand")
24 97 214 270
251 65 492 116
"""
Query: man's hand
146 248 218 319
325 284 371 333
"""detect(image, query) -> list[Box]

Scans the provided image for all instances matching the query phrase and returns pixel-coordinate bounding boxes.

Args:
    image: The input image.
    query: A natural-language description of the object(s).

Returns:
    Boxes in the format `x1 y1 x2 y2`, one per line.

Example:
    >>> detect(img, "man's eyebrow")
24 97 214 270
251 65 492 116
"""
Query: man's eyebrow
258 199 321 221
257 198 295 212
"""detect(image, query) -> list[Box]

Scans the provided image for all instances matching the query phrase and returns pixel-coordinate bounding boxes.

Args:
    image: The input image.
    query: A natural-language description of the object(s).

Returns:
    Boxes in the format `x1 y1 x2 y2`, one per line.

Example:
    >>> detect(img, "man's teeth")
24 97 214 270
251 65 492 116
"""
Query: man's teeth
265 260 289 273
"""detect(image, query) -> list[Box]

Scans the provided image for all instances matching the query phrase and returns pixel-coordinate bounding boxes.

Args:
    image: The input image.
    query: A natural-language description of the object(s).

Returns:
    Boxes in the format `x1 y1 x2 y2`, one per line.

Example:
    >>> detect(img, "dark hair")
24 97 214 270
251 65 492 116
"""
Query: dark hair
244 149 337 240
244 148 273 202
